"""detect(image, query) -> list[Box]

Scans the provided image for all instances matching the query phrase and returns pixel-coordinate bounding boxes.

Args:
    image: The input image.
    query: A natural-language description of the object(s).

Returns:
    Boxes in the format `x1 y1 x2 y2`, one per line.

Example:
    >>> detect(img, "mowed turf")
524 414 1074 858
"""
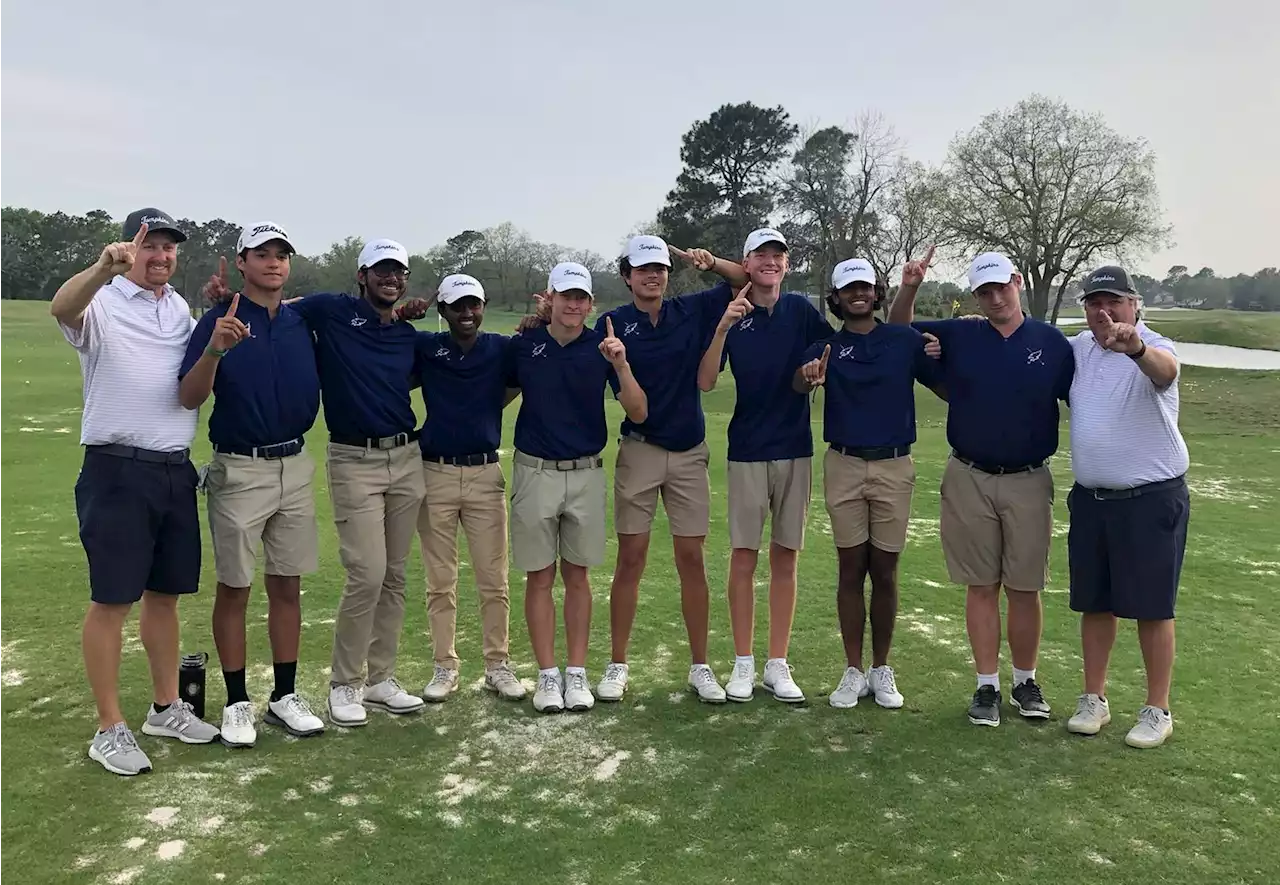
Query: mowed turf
2 299 1278 885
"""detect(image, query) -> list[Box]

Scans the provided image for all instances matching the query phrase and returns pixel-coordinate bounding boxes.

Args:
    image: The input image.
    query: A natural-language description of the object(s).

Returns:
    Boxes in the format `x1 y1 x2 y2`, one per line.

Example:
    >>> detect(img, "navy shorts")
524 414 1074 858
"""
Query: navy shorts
1067 477 1190 621
75 446 202 605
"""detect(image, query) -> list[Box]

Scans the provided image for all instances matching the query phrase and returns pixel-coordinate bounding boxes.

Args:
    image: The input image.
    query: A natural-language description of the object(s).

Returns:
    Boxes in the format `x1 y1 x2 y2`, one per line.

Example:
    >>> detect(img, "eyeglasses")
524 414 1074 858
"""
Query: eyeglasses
368 265 410 279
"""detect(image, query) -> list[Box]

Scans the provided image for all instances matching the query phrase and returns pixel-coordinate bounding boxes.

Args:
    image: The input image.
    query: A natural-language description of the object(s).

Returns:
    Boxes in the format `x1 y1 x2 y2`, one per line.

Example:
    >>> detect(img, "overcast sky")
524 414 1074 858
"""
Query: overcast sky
2 0 1275 281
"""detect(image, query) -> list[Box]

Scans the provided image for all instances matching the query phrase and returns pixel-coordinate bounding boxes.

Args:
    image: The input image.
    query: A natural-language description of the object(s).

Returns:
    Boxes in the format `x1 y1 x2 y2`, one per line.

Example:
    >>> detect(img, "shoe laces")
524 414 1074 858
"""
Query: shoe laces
766 660 793 682
109 723 141 753
603 663 628 683
566 672 588 693
228 703 255 728
430 666 455 686
382 678 406 696
169 699 198 725
731 660 753 681
537 672 561 694
282 694 315 717
1019 679 1045 704
874 667 898 694
1136 705 1165 730
973 685 999 705
1077 694 1104 717
690 665 717 688
488 665 519 687
334 685 361 707
836 668 863 693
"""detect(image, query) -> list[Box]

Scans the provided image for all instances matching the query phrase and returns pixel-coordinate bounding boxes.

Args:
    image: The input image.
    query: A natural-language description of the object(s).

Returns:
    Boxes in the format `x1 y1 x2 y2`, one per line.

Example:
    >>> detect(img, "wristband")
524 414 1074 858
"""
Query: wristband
206 345 228 358
1127 342 1147 361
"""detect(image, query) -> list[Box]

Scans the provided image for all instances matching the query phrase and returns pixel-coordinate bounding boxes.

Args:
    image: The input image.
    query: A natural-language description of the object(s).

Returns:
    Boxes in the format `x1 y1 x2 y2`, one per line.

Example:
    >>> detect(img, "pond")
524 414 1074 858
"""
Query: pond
1054 318 1280 370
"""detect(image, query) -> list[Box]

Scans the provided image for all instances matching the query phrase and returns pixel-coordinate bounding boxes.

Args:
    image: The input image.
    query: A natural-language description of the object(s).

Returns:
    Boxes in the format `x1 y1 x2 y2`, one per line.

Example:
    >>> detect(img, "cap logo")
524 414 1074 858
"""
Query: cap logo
140 215 168 225
562 269 587 279
251 224 287 238
638 243 663 251
975 261 1001 271
375 243 398 251
1091 274 1117 283
452 279 471 287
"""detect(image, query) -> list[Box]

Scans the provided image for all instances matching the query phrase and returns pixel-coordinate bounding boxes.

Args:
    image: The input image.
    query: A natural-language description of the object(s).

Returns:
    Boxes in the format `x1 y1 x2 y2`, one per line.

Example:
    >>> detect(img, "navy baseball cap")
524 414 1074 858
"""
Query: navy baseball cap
122 208 187 243
1081 265 1137 297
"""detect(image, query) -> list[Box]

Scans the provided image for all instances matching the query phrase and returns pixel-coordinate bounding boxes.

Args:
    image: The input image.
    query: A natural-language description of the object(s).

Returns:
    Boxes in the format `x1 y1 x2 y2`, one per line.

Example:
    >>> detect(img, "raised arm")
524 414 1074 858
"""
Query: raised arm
697 284 753 392
177 294 250 410
887 245 935 325
600 318 647 423
670 245 749 289
50 223 149 331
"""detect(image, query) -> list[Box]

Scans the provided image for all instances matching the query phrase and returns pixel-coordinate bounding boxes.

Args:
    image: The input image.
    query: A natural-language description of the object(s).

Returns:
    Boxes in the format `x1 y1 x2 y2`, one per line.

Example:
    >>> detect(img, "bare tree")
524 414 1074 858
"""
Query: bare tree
867 159 952 284
940 95 1171 321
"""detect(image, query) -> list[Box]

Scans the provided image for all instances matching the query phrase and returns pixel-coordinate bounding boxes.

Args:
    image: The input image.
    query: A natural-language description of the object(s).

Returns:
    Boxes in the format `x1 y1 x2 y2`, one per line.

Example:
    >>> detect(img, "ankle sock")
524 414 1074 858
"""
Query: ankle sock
565 666 586 678
223 668 249 706
977 673 1000 692
1012 667 1036 687
735 655 755 670
153 701 172 714
270 661 297 702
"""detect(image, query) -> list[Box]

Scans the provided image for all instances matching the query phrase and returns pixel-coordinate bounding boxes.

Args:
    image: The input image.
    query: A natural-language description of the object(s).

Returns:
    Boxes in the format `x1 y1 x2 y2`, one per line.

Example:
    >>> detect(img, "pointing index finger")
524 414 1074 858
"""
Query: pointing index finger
819 343 831 369
606 316 615 338
132 222 149 250
669 245 690 260
226 292 240 320
923 244 936 267
217 256 228 282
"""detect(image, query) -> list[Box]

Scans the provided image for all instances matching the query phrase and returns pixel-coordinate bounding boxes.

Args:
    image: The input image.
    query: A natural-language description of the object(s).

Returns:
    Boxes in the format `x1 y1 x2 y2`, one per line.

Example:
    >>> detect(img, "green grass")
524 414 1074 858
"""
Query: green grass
2 299 1279 885
1141 310 1280 351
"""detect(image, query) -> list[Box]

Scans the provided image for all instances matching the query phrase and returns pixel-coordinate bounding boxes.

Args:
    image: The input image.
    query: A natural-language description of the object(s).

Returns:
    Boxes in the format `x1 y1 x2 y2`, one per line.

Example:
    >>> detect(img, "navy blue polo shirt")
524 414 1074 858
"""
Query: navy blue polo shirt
719 292 831 461
415 331 509 458
913 317 1073 467
504 325 618 460
594 282 734 452
800 323 941 451
179 299 321 450
290 293 419 440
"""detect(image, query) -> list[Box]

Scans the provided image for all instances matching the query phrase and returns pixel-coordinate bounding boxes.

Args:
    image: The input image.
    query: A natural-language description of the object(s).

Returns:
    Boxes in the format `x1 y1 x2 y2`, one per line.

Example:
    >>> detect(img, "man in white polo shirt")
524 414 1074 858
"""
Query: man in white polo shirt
51 208 220 776
1063 265 1189 749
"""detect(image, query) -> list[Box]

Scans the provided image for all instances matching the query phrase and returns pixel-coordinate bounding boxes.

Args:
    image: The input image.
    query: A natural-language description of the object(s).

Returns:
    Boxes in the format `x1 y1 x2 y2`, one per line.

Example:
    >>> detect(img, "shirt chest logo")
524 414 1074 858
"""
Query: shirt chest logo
622 321 639 337
838 345 855 361
350 317 367 328
1025 348 1044 365
531 343 547 358
736 317 754 331
434 346 451 360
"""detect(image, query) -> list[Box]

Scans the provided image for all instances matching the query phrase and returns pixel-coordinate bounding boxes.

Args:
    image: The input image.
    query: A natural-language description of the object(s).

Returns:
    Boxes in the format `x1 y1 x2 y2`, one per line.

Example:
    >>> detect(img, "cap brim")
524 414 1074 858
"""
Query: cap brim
627 251 671 268
746 239 788 256
550 284 593 296
834 272 876 289
1081 287 1134 299
439 291 486 304
242 236 296 253
135 224 187 244
969 272 1012 292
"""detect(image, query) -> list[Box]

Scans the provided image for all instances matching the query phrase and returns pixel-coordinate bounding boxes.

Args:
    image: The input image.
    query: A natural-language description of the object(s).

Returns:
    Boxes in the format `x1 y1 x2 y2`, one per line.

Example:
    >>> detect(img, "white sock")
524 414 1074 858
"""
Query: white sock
735 655 755 669
1013 667 1036 687
766 657 786 667
538 667 560 680
977 673 1000 691
565 666 586 678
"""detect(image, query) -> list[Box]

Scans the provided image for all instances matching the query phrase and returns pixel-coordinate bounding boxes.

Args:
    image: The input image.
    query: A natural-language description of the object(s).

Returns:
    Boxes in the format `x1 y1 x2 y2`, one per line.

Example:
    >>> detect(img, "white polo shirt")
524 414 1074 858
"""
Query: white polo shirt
1068 322 1189 489
59 275 199 452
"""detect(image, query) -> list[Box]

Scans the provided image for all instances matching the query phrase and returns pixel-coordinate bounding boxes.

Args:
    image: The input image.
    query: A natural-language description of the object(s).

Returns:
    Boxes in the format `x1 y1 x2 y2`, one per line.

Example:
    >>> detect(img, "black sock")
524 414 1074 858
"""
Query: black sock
223 668 249 706
153 701 172 713
270 661 297 702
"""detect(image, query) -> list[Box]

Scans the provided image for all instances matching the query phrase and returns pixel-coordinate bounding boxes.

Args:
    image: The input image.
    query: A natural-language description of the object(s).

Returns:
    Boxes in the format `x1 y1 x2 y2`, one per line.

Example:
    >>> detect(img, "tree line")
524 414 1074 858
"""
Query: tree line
3 94 1277 316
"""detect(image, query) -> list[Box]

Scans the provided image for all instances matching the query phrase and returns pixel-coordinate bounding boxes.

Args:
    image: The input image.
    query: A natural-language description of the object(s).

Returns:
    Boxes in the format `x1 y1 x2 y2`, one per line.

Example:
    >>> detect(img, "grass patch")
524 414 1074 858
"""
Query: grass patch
2 300 1279 885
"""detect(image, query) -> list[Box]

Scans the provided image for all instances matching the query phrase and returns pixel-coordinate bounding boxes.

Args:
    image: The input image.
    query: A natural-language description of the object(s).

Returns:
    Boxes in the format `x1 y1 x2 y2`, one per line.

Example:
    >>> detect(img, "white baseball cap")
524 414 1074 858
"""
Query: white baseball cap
967 252 1016 292
358 238 410 271
237 221 295 253
548 262 593 296
626 235 671 268
437 274 486 304
742 227 788 258
831 258 877 290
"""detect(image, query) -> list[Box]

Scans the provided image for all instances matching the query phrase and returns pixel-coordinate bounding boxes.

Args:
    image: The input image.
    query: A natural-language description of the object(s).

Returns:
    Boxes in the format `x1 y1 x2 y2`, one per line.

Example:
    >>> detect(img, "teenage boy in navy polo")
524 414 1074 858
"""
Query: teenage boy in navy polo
53 209 220 776
507 263 648 713
180 222 327 746
796 255 943 711
415 274 526 704
690 229 832 704
288 239 427 726
889 251 1074 727
592 236 734 704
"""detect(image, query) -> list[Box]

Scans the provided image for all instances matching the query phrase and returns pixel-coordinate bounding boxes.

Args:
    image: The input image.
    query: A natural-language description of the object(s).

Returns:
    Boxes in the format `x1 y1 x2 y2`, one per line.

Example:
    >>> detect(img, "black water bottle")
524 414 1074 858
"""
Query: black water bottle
180 652 208 719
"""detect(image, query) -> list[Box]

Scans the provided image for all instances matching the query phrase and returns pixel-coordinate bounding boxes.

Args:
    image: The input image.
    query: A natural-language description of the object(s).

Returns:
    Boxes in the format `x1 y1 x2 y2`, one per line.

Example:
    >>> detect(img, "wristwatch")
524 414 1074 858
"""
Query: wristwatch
1127 341 1147 361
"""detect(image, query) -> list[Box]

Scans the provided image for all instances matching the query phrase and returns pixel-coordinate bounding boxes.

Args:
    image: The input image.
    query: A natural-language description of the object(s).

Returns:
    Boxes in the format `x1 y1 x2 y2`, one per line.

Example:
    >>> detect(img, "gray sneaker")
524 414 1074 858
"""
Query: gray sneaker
89 723 153 776
142 700 220 744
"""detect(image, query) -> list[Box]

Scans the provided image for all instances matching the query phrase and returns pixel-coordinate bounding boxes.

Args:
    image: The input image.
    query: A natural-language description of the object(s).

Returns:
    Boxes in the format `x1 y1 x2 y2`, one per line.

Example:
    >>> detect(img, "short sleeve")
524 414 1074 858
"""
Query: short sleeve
1054 339 1076 403
675 281 733 340
59 293 108 352
803 300 832 344
179 311 218 379
290 292 340 326
502 336 521 389
911 330 944 387
911 318 957 340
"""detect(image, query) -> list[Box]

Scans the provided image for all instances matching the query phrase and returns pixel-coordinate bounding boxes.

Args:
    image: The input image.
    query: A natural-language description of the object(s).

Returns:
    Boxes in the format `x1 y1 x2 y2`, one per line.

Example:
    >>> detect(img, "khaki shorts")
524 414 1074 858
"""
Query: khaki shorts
614 436 710 537
206 450 318 587
939 455 1054 591
510 451 607 571
727 458 812 551
823 449 915 552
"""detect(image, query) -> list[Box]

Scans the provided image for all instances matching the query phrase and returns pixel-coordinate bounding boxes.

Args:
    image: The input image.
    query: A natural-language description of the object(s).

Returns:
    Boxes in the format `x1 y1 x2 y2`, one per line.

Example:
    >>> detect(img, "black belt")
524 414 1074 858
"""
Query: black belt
87 443 189 465
831 444 910 461
953 452 1044 475
1077 475 1185 501
214 438 304 459
330 430 419 450
424 451 499 467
